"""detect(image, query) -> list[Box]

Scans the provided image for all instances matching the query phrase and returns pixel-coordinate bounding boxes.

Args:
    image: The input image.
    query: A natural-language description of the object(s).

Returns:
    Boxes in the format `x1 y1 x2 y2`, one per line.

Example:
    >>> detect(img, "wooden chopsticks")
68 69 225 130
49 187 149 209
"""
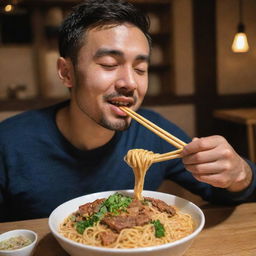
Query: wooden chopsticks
119 106 187 149
119 106 187 163
153 149 182 163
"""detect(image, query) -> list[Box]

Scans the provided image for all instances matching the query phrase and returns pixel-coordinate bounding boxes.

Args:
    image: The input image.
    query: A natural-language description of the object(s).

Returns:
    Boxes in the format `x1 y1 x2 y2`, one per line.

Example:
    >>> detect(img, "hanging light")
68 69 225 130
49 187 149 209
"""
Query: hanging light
1 0 25 14
232 0 249 53
4 4 14 12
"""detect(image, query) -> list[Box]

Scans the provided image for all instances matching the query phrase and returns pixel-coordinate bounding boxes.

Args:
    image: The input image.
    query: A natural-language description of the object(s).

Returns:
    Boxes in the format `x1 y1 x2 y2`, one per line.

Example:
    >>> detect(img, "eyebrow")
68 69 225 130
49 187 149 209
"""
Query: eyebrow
93 48 150 63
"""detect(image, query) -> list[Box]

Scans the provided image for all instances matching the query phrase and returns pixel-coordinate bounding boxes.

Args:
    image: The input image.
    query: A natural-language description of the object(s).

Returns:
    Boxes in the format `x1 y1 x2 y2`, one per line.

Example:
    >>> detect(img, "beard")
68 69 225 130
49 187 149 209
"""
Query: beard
98 115 131 131
75 93 132 131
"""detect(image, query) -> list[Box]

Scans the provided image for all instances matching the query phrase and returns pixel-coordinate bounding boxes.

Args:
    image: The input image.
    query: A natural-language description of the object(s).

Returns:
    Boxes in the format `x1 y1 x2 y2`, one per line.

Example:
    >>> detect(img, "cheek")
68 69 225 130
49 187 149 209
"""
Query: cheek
138 76 148 96
85 69 116 93
76 68 115 95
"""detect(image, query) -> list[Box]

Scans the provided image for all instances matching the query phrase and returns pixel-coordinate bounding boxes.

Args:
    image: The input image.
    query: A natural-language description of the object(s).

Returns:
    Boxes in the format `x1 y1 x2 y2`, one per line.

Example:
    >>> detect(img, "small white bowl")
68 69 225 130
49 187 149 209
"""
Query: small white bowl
0 229 37 256
49 190 205 256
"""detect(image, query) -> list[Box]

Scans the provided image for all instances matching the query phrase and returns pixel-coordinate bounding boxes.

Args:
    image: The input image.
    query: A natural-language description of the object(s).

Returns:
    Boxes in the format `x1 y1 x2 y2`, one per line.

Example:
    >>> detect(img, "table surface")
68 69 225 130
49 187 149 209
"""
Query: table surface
0 203 256 256
214 107 256 125
214 107 256 162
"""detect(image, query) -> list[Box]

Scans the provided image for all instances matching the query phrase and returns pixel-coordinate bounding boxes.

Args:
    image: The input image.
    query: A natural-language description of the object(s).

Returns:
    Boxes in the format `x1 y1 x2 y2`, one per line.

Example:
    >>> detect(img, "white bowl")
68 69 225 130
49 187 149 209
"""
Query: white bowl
49 190 205 256
0 229 37 256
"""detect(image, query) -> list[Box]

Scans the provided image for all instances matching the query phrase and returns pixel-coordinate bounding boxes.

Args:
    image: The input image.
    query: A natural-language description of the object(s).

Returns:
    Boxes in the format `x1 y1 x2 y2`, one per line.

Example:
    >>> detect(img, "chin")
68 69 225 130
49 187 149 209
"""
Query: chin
100 117 130 131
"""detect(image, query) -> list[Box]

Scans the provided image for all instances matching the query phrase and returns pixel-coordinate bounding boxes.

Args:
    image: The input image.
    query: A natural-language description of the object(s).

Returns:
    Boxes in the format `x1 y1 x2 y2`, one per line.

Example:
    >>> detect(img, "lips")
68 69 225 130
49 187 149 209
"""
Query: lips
107 97 134 116
107 97 134 107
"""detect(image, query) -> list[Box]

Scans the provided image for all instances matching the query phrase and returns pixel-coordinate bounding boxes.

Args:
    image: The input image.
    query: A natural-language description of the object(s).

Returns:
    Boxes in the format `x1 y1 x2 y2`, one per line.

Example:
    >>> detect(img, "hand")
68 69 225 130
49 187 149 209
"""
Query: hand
181 135 253 192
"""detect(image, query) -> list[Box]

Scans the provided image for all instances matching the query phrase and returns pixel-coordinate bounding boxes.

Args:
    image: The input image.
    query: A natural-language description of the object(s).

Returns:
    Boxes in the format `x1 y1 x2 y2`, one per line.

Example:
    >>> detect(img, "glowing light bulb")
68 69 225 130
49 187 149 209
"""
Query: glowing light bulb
231 23 249 53
4 4 13 12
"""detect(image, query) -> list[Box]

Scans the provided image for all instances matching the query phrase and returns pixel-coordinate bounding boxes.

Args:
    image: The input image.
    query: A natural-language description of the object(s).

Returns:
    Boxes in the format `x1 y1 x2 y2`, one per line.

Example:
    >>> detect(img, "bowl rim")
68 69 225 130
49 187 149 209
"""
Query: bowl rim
0 229 38 253
49 190 205 253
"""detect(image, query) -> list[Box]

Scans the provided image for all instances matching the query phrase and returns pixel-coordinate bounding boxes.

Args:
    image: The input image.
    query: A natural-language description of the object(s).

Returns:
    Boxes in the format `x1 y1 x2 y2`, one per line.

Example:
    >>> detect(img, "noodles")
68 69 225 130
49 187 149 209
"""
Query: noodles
59 202 194 249
59 148 195 249
124 149 157 200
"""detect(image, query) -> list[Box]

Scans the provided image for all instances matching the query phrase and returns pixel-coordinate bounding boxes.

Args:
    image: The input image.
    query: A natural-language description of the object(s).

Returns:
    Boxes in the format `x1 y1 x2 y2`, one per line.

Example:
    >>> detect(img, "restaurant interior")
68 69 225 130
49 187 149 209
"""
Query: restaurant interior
1 0 256 201
0 1 255 255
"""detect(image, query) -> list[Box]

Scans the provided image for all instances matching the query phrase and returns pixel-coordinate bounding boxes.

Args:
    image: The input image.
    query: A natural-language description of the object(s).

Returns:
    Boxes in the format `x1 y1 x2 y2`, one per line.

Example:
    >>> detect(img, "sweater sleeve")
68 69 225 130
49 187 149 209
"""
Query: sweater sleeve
209 159 256 204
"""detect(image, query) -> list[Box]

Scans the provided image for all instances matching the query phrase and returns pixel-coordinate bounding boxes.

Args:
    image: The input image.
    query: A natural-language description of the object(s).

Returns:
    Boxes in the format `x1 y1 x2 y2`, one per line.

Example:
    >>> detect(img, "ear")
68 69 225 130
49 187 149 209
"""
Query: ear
57 57 74 88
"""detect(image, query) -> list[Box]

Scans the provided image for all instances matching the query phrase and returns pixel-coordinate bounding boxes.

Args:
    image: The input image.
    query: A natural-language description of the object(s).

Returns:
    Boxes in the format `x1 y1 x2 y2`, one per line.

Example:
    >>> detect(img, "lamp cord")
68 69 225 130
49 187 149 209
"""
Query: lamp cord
239 0 243 23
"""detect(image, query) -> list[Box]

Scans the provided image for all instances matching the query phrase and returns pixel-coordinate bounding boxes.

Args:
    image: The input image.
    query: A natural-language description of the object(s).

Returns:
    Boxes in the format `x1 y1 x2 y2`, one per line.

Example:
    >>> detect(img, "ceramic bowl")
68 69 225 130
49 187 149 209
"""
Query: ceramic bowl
0 229 37 256
49 190 205 256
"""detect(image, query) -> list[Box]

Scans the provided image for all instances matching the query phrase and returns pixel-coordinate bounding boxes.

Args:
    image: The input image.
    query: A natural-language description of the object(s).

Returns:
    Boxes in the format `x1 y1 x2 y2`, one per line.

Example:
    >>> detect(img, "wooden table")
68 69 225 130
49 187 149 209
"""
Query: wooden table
1 203 255 256
214 108 256 162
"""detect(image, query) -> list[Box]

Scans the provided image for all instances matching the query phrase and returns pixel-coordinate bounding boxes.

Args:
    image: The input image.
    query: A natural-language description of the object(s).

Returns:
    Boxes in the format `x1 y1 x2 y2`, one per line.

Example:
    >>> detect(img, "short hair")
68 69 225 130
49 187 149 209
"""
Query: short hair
58 0 151 64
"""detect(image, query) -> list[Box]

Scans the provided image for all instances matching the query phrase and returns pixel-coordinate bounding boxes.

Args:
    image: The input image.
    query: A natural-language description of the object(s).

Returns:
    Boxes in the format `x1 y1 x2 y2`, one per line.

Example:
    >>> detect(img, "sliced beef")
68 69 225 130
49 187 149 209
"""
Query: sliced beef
79 198 105 216
127 199 152 216
128 199 144 208
145 197 176 216
101 213 151 233
98 231 118 246
127 199 145 215
135 213 152 226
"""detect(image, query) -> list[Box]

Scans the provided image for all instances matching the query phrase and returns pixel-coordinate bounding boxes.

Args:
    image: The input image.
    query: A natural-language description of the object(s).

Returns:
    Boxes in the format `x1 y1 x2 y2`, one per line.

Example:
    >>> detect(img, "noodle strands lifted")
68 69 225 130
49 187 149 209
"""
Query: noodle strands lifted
124 149 155 200
124 148 183 200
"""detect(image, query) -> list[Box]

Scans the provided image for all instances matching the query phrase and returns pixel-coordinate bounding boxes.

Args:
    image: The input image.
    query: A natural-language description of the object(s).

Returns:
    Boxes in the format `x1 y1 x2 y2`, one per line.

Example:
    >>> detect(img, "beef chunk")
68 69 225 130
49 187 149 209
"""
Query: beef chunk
99 231 118 246
127 199 150 215
79 198 105 216
145 197 176 216
101 213 151 233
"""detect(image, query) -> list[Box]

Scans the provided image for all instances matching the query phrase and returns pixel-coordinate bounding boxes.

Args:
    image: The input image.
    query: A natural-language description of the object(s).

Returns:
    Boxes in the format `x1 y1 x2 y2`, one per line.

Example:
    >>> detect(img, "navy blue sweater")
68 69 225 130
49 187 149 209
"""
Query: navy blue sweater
0 101 255 221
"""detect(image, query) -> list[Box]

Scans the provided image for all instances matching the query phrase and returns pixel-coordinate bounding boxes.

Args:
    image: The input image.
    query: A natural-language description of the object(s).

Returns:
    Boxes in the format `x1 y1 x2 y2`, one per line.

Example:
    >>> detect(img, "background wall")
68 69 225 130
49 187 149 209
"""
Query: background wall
0 46 37 99
148 105 195 137
172 0 194 96
217 0 256 95
147 0 196 140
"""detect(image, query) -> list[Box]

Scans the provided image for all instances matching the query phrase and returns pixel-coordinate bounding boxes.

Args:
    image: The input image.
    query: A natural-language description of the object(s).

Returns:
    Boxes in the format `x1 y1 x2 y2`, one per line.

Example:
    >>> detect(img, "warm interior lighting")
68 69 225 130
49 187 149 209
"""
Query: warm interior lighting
4 4 13 12
232 0 249 53
232 24 249 52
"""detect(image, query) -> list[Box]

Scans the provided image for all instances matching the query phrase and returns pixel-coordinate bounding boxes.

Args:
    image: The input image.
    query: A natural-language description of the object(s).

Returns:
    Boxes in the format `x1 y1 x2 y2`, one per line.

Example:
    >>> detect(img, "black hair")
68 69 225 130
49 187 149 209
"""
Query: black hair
58 0 151 64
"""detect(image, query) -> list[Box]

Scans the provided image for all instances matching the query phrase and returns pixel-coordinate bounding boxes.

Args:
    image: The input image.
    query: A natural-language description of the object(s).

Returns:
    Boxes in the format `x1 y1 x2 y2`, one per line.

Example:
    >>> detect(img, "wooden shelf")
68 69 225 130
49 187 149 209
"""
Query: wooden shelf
19 0 171 5
0 0 175 111
0 94 196 111
0 98 67 111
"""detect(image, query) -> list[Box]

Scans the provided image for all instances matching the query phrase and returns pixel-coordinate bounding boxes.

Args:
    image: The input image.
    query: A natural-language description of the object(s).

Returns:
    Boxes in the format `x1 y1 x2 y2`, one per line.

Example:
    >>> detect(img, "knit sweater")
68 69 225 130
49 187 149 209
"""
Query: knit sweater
0 101 255 221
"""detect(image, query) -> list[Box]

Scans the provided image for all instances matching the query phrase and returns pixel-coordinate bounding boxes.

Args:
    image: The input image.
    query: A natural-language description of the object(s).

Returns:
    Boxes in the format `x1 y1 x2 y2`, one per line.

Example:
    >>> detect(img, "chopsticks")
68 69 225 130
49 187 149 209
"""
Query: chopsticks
119 106 187 149
153 149 182 163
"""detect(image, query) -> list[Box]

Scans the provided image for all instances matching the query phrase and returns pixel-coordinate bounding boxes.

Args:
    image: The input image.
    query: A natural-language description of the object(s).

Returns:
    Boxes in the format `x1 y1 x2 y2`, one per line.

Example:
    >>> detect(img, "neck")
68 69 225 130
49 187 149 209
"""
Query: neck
56 105 115 151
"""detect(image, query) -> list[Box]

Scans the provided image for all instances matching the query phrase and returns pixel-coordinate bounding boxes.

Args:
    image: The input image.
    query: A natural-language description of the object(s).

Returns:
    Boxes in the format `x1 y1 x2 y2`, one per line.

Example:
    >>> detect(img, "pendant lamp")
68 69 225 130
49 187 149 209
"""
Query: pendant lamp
232 0 249 53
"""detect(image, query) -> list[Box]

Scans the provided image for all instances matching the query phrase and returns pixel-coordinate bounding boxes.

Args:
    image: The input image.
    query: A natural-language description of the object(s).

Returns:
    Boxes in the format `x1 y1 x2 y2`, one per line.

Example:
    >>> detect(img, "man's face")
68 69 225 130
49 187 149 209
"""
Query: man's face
70 23 150 131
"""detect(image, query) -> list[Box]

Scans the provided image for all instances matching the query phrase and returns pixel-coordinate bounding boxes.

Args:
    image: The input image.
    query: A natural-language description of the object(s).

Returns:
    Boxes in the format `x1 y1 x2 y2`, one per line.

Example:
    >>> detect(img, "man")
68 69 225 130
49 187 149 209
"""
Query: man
0 0 255 222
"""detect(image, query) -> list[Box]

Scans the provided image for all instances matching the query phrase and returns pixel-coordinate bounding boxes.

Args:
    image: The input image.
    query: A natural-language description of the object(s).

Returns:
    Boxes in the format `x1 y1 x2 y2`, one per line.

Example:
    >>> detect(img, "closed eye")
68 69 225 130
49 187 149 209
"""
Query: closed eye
100 64 118 69
135 68 147 75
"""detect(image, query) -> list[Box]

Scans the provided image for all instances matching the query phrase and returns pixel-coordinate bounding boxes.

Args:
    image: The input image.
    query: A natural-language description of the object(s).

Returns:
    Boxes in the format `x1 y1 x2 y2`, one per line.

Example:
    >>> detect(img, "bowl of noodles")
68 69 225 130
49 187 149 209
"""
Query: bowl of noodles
48 190 205 256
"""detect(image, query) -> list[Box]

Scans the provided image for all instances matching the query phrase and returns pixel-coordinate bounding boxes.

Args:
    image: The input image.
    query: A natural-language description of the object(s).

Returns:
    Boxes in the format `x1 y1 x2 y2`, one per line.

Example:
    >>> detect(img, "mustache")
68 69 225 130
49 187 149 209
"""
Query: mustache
104 92 137 104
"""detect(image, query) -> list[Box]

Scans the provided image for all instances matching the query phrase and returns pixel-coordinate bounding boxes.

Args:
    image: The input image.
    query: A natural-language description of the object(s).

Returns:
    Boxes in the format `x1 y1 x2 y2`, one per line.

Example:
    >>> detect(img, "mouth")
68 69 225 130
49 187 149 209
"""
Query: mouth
107 97 134 116
107 97 133 108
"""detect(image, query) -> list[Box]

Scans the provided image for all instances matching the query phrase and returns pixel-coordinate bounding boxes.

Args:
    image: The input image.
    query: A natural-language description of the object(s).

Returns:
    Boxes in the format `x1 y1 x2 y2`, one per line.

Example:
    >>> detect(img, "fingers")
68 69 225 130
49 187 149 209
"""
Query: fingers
182 135 226 156
182 148 219 165
182 135 234 165
192 172 232 188
184 160 227 175
181 135 240 188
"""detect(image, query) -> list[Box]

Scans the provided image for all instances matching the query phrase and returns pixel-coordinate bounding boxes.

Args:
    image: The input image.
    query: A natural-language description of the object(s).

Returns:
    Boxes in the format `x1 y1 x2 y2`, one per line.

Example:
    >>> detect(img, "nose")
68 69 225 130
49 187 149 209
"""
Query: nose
115 65 137 92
